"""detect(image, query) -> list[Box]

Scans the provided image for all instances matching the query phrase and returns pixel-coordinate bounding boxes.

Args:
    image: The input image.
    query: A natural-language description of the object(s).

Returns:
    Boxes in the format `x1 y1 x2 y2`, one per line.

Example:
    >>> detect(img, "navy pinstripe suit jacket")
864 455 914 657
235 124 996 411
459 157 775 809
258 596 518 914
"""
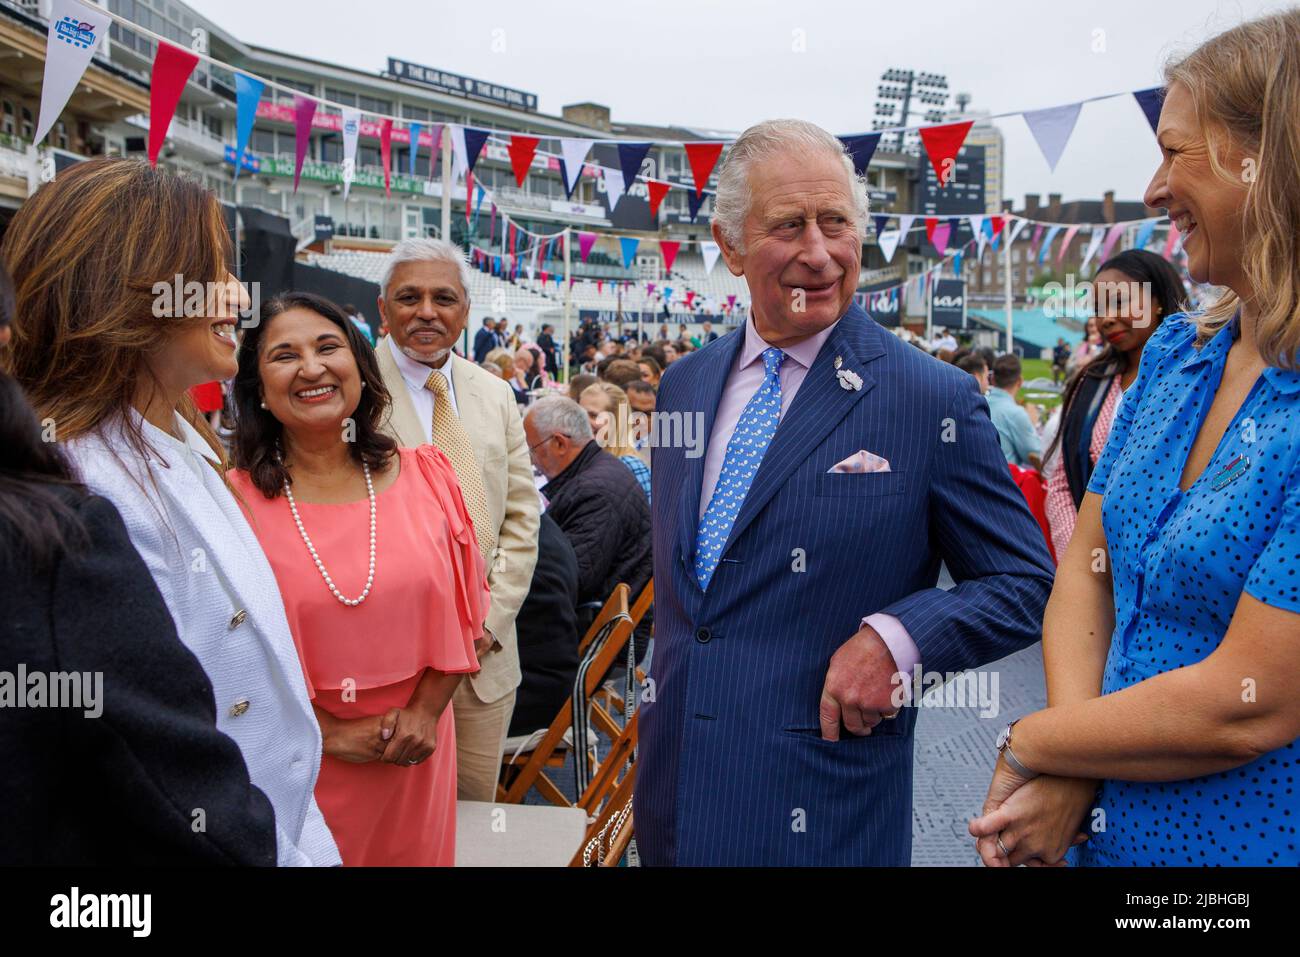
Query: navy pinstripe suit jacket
635 305 1054 866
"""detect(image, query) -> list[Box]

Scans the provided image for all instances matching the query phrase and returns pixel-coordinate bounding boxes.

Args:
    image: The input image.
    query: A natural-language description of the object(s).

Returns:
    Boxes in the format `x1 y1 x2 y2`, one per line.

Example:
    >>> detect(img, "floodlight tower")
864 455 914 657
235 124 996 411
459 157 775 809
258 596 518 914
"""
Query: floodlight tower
872 69 950 154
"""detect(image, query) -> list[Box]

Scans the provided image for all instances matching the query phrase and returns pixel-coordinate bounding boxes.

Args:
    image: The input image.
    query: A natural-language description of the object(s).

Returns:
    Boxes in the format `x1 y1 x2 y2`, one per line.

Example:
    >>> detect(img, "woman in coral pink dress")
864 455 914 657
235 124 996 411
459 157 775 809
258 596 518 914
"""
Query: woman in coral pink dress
228 291 489 866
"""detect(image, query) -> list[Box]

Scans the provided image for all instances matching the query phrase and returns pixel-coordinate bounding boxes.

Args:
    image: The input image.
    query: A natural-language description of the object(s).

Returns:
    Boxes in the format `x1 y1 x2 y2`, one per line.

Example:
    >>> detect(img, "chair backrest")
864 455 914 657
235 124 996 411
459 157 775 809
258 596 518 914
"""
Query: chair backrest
629 578 653 631
499 585 632 806
579 583 631 655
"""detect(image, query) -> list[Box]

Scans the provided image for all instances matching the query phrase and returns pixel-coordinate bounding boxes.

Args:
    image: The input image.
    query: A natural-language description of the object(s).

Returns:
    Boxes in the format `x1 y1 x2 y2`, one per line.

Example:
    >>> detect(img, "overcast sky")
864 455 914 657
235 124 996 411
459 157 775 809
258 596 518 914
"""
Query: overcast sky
187 0 1290 205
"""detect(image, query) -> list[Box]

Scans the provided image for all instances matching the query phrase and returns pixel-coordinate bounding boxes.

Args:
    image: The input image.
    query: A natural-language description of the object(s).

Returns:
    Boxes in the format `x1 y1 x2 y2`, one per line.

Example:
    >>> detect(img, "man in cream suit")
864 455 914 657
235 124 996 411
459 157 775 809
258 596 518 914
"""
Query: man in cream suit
375 238 539 800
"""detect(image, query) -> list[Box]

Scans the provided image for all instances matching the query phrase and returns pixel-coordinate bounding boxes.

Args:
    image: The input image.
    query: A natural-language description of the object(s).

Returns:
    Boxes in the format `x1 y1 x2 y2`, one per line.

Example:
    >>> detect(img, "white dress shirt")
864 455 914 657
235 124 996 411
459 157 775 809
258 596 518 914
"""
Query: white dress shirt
387 336 458 442
63 411 341 866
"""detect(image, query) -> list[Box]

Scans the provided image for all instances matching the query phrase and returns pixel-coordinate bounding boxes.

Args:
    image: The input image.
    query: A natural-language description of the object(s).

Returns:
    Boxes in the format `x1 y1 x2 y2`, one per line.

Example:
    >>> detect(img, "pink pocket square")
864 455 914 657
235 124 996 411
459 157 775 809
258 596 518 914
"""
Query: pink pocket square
828 450 891 473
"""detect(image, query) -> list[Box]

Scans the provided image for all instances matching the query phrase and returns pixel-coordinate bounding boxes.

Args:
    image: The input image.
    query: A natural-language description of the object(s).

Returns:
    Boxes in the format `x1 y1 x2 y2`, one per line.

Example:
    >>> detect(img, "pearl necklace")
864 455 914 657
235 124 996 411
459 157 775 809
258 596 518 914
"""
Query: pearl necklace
283 463 377 607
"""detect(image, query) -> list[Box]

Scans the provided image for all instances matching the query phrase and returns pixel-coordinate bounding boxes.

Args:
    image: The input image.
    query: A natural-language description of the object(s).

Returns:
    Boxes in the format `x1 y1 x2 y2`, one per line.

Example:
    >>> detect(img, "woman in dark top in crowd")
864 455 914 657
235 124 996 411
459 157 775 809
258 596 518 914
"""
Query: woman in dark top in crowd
1042 250 1187 558
0 264 276 864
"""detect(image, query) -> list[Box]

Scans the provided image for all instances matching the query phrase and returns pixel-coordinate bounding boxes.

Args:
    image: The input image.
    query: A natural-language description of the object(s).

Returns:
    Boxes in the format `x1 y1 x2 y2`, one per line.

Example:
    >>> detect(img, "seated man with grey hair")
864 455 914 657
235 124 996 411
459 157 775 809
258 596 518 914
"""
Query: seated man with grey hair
523 397 652 658
636 119 1054 866
374 236 540 802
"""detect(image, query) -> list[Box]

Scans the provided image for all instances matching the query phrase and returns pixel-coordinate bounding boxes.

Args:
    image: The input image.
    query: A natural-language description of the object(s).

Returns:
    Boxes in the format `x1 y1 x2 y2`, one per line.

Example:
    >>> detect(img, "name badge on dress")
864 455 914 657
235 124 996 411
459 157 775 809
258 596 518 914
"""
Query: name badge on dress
1210 454 1251 491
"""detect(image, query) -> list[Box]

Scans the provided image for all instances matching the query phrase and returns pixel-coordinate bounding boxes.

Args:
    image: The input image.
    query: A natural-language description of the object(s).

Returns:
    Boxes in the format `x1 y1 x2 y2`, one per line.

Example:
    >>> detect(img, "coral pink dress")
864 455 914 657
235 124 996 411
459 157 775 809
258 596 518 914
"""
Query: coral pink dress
230 446 489 866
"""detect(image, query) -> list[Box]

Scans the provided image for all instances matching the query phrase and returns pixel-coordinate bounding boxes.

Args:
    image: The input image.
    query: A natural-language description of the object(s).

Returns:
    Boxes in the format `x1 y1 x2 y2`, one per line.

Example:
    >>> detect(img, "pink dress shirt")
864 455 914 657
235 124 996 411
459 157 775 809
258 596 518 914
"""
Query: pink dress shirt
696 312 921 690
1045 373 1122 560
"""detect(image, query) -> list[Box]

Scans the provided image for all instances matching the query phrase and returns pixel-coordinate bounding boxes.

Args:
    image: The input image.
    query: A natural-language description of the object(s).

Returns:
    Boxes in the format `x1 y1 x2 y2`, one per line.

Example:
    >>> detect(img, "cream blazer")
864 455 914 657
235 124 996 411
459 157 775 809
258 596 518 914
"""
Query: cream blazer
63 413 340 867
376 339 539 703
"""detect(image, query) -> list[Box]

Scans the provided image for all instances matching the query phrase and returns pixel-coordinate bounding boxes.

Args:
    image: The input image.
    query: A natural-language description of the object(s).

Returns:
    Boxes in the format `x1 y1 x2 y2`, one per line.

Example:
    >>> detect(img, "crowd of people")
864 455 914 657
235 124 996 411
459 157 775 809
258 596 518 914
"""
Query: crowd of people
1 9 1299 870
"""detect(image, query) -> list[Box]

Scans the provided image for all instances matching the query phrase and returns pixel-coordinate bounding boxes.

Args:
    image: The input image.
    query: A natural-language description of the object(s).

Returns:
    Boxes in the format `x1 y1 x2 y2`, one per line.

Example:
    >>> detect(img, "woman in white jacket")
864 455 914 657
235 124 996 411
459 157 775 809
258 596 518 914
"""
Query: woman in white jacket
1 157 339 866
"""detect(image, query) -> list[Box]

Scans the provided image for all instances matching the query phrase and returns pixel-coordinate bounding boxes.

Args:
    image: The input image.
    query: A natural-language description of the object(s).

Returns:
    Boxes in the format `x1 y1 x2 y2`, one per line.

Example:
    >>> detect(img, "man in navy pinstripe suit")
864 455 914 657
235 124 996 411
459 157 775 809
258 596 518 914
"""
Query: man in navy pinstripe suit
635 120 1054 866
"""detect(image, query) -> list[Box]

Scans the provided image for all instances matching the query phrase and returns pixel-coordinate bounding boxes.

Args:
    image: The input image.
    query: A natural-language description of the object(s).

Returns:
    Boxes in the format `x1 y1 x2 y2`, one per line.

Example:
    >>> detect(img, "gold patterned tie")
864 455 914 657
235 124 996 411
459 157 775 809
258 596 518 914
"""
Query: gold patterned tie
425 371 496 563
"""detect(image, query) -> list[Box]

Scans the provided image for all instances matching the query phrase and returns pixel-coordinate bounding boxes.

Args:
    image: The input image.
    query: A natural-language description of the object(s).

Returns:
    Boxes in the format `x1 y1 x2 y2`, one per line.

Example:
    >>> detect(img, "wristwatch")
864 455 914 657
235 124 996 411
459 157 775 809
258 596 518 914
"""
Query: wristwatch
996 720 1039 780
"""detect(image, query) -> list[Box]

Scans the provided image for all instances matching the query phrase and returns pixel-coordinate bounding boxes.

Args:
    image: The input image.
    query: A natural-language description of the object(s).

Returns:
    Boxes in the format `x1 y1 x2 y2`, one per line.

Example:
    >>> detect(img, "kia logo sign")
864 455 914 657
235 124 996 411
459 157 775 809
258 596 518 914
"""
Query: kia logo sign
933 295 964 308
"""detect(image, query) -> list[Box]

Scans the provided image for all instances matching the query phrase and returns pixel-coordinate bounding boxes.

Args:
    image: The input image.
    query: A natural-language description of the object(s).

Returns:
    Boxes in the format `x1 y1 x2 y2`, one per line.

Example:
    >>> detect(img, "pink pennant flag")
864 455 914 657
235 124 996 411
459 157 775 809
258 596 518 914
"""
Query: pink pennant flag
1163 223 1181 259
379 118 393 197
1055 224 1082 265
427 124 445 181
577 231 597 263
292 94 317 193
1098 223 1126 265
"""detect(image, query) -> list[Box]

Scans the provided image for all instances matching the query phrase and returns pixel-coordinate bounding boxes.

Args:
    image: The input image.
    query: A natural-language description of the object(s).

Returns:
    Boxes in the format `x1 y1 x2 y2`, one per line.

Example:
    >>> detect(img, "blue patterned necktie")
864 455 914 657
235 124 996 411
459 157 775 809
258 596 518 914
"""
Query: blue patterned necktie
695 347 785 590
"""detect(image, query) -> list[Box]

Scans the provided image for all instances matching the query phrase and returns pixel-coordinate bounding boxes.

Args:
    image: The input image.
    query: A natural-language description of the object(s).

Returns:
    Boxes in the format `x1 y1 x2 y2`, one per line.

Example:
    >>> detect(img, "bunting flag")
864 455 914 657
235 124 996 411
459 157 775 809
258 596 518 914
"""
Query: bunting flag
684 142 724 196
617 142 652 187
577 231 597 263
1133 87 1165 134
619 237 639 269
648 180 671 218
341 108 360 199
1038 224 1062 265
465 170 473 223
877 228 902 263
463 127 491 176
1023 102 1082 172
647 282 656 297
660 240 680 273
1163 222 1181 259
407 121 422 177
291 94 317 192
379 118 393 197
149 42 200 166
597 280 604 295
918 120 972 186
1098 222 1126 266
488 203 497 244
1006 218 1030 248
897 214 917 239
925 217 951 256
37 0 112 146
232 73 264 179
727 294 737 311
973 215 988 259
686 189 705 222
872 214 890 237
663 286 673 303
508 134 539 187
1080 225 1106 273
685 290 695 308
1030 224 1044 257
1134 219 1158 250
604 166 626 212
839 132 882 175
426 123 444 180
560 138 593 197
700 240 721 274
953 251 963 276
1056 224 1082 265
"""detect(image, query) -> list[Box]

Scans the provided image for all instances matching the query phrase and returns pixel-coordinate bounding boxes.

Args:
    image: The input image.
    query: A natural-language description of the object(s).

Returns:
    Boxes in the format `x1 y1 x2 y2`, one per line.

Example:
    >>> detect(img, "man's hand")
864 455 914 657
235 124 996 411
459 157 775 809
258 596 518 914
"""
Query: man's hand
819 625 903 740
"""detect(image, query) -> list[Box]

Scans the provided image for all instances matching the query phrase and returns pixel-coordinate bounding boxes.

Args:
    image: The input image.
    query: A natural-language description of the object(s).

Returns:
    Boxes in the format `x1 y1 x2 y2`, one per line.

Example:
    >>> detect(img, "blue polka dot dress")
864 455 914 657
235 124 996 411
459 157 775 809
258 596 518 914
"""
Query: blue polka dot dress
1074 313 1300 866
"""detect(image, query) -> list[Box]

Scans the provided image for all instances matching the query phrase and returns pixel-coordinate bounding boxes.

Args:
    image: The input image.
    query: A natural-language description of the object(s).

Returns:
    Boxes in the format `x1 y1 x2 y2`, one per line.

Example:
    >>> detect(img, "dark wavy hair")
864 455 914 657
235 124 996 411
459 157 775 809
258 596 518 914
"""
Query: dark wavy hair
1045 249 1187 465
232 291 396 499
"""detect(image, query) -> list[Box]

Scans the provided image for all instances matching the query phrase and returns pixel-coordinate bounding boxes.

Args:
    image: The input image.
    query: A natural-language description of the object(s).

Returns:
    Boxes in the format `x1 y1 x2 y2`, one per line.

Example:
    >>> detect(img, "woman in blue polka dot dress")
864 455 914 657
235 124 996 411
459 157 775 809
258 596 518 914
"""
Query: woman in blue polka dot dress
970 10 1300 867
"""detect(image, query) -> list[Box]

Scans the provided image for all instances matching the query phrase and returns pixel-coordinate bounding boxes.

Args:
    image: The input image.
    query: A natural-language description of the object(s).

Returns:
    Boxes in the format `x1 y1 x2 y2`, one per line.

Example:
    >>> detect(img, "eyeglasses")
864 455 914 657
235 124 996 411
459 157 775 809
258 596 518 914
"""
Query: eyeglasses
528 433 569 454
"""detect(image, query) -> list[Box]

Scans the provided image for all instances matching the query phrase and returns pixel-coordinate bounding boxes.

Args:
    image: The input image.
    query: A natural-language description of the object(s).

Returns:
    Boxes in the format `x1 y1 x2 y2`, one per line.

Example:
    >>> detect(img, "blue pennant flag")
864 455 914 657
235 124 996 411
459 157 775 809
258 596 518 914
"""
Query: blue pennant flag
953 251 963 276
873 214 890 236
234 74 265 179
617 142 652 187
408 122 422 177
619 236 640 269
663 286 673 303
838 132 881 175
1132 88 1165 135
493 255 501 275
687 189 705 222
463 127 491 175
558 159 581 199
1134 219 1158 250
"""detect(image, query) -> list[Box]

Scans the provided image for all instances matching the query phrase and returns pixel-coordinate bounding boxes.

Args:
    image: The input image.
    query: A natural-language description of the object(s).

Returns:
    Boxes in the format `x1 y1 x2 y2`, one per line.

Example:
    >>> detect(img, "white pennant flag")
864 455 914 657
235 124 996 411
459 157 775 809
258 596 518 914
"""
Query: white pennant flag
341 108 360 200
969 215 987 259
526 242 538 281
560 138 593 196
603 165 625 212
449 124 469 183
1006 216 1030 247
897 214 917 239
700 240 721 274
36 0 112 146
1080 225 1106 274
876 229 902 263
1023 102 1083 173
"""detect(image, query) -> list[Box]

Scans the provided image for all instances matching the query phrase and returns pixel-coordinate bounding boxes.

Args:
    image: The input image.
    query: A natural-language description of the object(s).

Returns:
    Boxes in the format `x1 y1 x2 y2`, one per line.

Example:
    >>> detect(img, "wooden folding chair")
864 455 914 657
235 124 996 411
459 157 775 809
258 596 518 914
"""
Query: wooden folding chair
570 761 637 867
497 585 633 807
592 579 653 733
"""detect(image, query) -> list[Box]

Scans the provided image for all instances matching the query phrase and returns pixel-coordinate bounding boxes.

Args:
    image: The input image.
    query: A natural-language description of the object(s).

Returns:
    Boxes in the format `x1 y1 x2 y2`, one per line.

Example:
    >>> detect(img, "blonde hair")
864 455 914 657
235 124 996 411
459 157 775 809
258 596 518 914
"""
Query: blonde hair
1165 10 1300 366
580 381 636 457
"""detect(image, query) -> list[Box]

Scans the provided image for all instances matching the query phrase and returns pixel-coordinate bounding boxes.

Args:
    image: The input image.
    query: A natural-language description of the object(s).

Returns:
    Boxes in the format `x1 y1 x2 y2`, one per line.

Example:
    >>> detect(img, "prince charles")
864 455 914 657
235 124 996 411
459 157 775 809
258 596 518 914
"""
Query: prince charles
636 120 1054 866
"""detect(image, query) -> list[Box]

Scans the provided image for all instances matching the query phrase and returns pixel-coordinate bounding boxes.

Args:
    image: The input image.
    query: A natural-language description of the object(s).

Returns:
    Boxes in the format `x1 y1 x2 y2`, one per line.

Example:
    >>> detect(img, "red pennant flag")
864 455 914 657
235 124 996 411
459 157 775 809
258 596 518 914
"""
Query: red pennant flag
684 142 724 198
660 240 681 274
508 223 517 256
380 119 393 197
648 180 670 218
919 120 973 187
989 216 1006 237
685 290 696 307
148 42 199 167
924 217 939 245
507 135 539 187
597 281 604 294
